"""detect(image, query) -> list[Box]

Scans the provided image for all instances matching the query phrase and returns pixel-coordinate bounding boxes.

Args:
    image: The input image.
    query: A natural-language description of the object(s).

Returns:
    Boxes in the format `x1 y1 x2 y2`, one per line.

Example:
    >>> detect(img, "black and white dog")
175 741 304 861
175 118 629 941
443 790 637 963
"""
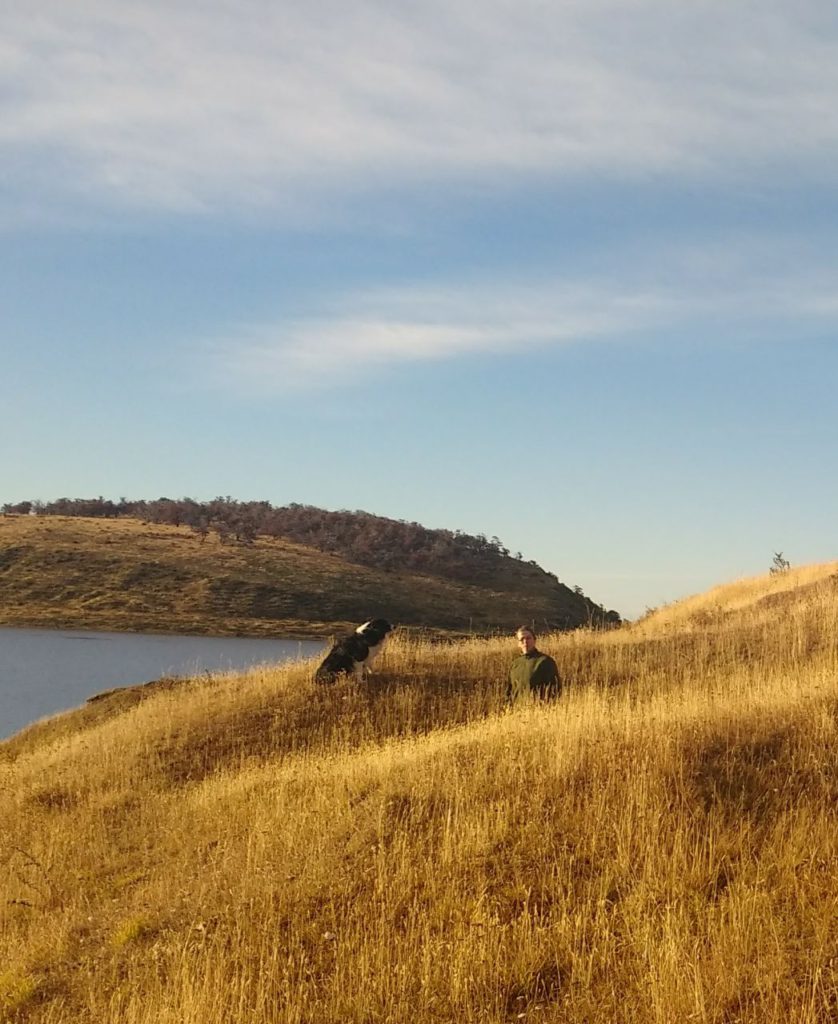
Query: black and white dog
314 618 393 684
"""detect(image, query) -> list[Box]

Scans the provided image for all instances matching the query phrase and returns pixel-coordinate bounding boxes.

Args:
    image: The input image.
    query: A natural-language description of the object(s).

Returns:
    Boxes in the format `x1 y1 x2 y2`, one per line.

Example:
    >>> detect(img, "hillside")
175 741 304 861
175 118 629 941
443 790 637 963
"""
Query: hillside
0 564 836 1022
634 559 838 634
0 514 612 637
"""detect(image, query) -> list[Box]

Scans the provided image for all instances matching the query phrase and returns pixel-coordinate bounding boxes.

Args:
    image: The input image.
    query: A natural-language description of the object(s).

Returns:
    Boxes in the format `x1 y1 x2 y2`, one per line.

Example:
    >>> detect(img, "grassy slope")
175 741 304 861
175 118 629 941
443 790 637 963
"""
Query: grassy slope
635 560 838 634
0 515 593 637
0 568 837 1022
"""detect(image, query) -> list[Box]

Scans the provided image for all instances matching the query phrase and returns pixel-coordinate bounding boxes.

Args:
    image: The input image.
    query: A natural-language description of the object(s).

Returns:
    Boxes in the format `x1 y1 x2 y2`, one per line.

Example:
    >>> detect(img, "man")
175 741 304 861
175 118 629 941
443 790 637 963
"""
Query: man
506 625 562 704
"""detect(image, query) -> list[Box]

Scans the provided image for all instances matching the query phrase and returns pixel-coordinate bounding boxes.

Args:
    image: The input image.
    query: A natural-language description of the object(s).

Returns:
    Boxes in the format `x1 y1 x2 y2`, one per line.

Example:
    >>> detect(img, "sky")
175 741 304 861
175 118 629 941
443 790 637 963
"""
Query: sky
3 0 838 619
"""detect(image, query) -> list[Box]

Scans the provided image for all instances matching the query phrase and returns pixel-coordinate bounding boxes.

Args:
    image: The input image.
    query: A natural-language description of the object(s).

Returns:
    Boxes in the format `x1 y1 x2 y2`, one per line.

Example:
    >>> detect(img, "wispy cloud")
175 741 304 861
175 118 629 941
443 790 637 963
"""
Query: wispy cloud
197 238 838 393
196 276 677 394
4 1 838 217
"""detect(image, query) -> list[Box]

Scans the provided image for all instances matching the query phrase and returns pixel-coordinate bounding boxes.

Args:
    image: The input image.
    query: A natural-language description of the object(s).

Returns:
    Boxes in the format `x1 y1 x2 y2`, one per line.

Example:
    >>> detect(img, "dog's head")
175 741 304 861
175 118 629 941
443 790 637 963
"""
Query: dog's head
355 618 393 645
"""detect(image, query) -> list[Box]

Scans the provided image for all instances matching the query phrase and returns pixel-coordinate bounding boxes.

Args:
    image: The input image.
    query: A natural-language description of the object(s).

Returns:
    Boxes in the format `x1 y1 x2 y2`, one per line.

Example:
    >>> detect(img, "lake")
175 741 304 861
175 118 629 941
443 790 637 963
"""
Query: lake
0 626 326 742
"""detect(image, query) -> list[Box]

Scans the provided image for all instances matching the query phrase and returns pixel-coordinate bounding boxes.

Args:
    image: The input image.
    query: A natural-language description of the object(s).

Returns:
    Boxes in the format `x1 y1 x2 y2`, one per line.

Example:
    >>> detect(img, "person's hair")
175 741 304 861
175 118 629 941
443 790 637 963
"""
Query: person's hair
515 625 536 639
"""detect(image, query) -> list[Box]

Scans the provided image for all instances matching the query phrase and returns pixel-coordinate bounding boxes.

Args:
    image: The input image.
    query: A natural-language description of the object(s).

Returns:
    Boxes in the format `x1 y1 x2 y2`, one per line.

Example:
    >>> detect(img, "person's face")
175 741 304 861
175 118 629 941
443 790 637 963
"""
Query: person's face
517 630 536 653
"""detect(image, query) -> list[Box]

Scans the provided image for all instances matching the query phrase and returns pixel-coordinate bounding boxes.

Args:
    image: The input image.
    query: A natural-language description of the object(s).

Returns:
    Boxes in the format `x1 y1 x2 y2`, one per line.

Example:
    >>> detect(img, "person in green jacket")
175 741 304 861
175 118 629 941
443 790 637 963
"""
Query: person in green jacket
506 625 561 704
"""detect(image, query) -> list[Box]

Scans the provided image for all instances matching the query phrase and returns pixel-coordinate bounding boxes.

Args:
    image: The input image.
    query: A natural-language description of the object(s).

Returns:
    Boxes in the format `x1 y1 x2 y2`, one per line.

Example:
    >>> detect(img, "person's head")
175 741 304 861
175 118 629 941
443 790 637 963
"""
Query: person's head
515 626 536 653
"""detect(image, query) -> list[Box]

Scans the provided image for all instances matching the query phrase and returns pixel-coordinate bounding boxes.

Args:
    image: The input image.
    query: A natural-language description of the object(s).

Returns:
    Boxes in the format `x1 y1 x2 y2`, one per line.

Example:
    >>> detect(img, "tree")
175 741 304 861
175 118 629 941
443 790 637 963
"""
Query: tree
1 501 32 515
770 551 791 575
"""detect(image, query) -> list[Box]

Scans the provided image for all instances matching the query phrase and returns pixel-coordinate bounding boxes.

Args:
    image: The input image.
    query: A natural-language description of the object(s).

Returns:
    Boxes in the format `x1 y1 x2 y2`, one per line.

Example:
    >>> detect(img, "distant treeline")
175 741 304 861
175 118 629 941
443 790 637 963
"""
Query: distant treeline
2 496 549 583
3 497 621 624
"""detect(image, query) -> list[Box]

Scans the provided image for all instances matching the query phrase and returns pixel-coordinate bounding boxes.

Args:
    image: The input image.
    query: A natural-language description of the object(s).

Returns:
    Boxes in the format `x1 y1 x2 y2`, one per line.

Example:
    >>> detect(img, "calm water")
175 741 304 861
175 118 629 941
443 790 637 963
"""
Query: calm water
0 626 326 741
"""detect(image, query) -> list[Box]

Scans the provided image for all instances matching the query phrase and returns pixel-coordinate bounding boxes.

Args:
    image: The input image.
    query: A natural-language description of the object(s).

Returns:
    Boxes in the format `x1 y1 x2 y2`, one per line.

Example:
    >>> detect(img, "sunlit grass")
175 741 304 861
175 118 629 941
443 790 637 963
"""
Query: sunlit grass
1 568 836 1021
635 559 838 633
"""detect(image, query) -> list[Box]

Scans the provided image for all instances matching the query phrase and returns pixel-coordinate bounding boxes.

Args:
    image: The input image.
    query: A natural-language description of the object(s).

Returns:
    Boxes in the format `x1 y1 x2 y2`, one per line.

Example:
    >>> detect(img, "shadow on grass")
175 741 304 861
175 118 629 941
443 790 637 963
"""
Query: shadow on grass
155 668 505 787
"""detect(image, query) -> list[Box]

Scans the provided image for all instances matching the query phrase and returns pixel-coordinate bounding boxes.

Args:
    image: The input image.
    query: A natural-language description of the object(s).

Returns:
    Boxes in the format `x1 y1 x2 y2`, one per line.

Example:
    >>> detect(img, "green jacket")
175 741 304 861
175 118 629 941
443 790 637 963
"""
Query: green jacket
507 650 562 703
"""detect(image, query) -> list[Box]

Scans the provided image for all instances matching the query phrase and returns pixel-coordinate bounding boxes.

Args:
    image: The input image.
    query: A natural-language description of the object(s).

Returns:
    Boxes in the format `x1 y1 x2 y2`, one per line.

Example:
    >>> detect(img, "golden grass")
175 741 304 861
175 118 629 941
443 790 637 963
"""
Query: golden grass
635 560 838 634
0 567 836 1022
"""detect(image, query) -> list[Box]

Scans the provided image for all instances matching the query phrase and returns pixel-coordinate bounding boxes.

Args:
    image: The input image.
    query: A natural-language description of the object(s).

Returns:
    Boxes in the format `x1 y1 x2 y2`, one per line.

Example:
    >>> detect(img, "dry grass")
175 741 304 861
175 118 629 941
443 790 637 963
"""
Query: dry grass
0 515 589 636
635 560 838 634
0 567 836 1022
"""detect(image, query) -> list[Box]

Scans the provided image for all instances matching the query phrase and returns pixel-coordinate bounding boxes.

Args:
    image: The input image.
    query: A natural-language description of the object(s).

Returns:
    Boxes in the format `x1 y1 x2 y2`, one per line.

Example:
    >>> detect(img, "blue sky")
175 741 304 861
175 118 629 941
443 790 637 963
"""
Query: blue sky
3 0 838 618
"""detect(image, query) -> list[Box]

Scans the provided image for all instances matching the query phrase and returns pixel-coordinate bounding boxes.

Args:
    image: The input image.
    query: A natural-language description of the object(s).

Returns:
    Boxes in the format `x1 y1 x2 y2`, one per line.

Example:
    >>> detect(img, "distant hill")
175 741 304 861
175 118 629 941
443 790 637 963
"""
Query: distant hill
0 507 619 636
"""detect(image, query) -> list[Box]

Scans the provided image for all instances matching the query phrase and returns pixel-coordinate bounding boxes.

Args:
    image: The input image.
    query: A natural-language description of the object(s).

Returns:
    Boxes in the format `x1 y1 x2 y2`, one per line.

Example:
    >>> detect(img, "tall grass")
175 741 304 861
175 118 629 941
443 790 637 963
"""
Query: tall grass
1 570 836 1022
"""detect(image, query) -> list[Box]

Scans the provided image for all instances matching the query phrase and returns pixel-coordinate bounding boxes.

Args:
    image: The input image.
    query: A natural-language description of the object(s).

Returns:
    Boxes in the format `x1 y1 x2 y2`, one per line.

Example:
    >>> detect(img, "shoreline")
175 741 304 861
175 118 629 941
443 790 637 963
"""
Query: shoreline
0 616 472 643
0 615 339 642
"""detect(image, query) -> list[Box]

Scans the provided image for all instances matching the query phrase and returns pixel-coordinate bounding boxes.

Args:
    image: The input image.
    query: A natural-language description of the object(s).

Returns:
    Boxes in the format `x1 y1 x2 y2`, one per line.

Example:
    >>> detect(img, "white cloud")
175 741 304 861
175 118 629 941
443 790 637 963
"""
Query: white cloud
198 239 838 393
198 278 673 393
4 1 838 216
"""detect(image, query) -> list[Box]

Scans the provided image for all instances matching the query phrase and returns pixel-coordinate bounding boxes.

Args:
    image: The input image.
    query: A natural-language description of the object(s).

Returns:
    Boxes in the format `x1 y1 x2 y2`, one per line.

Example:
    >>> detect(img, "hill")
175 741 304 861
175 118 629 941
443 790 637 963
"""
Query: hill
0 563 836 1022
634 559 838 634
0 513 615 636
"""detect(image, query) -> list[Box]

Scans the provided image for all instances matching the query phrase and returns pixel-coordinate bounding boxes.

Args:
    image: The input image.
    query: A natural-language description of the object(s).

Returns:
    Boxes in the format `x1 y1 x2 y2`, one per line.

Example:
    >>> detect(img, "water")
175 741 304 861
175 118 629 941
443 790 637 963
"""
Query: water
0 626 326 741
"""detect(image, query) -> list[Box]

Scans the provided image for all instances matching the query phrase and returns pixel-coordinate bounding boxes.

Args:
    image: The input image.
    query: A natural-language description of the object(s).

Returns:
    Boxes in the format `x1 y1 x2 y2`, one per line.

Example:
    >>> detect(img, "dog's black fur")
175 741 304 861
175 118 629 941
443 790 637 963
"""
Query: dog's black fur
314 618 393 684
